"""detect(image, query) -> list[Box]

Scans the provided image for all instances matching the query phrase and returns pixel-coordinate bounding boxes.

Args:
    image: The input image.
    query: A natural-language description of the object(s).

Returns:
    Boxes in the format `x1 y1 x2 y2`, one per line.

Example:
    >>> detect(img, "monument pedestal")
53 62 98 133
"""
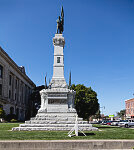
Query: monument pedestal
12 88 97 131
38 88 76 113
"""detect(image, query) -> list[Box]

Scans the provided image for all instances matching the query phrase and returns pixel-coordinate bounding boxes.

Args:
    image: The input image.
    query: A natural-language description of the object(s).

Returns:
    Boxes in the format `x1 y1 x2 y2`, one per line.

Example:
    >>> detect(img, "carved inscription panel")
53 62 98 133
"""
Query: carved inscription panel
48 99 67 104
48 94 67 97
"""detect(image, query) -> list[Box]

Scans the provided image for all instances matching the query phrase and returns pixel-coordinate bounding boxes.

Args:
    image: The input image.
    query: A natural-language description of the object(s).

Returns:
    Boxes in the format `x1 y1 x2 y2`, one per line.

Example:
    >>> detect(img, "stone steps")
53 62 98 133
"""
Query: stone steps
12 126 97 131
25 120 88 124
12 112 97 131
30 117 83 121
36 112 77 117
20 124 92 127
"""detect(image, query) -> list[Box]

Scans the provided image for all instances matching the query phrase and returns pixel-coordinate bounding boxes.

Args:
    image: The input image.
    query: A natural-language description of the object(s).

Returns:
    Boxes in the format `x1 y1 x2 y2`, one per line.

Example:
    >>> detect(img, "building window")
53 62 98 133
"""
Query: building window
16 108 19 118
10 107 14 115
9 90 11 99
9 75 11 85
0 84 2 95
15 93 16 100
57 57 60 63
15 79 17 89
0 65 3 78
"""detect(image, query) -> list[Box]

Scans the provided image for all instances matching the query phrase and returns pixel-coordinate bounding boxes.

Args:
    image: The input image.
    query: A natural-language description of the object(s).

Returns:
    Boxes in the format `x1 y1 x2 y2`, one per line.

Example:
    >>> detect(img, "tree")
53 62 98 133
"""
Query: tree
29 85 45 117
71 84 99 121
94 110 101 119
89 110 101 121
117 109 126 120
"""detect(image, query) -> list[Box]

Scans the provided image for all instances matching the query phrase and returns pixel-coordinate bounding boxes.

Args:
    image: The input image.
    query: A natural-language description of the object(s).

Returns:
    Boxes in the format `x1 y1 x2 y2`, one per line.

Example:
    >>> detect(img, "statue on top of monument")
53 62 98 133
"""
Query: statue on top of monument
56 6 64 34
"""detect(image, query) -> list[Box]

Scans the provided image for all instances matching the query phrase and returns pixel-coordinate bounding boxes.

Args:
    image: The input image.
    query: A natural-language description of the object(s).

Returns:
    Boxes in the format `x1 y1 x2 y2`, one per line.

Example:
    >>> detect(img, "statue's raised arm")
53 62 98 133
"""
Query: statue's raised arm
56 6 64 34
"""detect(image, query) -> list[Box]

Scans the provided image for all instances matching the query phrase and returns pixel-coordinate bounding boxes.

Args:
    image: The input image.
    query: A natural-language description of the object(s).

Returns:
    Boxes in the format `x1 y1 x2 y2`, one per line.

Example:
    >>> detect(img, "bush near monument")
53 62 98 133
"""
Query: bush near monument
0 105 18 122
71 84 99 121
5 114 17 122
0 107 5 119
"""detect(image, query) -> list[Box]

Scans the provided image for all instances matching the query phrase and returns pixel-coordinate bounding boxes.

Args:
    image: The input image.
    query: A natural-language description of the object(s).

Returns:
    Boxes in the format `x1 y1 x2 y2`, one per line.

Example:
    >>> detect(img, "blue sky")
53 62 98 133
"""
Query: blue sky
0 0 134 116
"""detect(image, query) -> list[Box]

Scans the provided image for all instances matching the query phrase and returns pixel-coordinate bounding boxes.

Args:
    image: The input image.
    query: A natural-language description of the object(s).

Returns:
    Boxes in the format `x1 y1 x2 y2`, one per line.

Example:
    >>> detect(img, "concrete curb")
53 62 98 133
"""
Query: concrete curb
0 140 134 150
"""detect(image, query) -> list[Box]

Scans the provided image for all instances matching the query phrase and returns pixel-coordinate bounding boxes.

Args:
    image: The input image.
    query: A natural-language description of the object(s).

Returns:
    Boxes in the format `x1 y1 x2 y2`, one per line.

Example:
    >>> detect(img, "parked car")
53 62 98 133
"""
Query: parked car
118 120 134 128
89 121 102 124
106 121 113 125
101 120 109 125
97 120 102 124
111 121 120 126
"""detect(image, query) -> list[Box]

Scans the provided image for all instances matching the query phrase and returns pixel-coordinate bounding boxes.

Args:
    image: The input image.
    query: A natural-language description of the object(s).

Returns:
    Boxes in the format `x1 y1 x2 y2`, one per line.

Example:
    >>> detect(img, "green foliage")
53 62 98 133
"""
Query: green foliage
5 114 17 122
71 84 99 120
93 110 101 119
0 107 5 118
10 119 17 122
117 109 126 119
30 85 45 117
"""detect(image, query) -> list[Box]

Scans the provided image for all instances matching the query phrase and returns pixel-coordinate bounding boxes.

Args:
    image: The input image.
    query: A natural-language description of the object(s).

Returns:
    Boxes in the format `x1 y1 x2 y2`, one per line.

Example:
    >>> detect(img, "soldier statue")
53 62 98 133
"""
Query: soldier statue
56 6 64 34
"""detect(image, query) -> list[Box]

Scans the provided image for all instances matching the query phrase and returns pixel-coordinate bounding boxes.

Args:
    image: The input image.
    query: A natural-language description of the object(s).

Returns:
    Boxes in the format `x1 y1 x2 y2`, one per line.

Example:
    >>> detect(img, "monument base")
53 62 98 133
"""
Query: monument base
12 112 97 131
12 88 97 131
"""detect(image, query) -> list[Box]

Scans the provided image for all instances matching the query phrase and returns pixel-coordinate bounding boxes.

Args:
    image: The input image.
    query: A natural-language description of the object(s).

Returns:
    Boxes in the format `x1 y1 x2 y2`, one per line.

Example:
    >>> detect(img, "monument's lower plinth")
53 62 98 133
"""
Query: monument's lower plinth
38 88 76 113
12 112 97 131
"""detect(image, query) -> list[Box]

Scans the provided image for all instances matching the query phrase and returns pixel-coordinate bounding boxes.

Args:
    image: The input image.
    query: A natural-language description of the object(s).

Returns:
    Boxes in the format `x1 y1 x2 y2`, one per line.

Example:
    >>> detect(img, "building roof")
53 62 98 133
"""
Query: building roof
125 98 134 102
0 46 36 87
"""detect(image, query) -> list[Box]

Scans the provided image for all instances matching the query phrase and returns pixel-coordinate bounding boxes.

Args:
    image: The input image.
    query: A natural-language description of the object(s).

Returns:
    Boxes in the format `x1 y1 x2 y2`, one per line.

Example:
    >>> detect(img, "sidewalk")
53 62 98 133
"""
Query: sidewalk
0 140 134 150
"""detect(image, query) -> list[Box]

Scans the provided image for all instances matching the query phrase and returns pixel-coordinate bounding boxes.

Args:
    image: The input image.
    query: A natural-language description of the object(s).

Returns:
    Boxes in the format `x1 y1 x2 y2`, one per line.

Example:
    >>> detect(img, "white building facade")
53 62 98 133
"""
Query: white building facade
0 47 35 121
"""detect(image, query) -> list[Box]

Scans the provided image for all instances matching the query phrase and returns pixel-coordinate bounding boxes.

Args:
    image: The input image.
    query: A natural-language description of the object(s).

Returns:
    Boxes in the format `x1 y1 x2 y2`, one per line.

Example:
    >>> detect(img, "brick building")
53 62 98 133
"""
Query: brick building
125 98 134 119
0 47 36 121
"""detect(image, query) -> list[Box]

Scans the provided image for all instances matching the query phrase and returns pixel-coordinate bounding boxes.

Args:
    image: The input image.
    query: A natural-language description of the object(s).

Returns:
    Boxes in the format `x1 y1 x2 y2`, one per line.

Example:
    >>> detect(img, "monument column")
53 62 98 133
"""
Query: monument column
53 34 65 79
50 34 67 88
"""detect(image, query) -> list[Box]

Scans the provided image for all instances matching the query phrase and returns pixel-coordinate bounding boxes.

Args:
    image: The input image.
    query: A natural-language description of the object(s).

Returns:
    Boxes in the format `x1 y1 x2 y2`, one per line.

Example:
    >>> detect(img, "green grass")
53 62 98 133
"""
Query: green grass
0 123 134 140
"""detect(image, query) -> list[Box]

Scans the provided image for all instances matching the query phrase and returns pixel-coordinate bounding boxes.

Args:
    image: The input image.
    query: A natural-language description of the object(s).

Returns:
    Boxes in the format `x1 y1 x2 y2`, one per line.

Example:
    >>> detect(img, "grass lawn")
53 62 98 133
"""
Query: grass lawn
0 123 134 140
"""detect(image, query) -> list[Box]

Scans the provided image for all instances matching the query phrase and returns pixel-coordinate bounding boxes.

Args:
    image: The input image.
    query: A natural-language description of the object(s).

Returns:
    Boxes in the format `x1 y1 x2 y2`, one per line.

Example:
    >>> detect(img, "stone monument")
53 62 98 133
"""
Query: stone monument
12 7 97 131
38 33 76 114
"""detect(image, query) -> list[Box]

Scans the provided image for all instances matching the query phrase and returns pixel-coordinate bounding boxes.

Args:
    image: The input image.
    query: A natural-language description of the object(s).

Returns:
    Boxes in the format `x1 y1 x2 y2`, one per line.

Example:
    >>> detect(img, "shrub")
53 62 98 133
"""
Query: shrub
10 119 17 122
0 108 5 118
5 114 17 122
